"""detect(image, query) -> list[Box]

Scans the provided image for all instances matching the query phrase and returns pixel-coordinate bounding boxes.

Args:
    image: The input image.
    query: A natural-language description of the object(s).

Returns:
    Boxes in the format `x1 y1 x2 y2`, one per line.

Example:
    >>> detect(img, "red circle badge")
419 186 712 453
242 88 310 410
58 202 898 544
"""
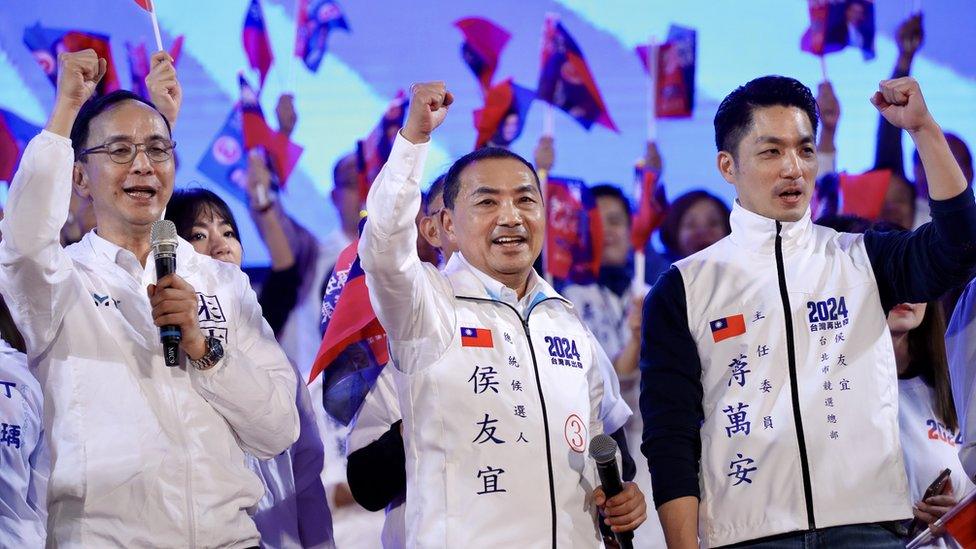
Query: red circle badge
564 413 587 453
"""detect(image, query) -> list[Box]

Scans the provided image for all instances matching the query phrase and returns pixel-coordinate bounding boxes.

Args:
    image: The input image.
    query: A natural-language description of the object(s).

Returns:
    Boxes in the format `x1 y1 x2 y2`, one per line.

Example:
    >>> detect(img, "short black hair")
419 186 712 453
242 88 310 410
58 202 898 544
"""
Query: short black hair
425 173 447 215
165 188 241 245
443 147 540 210
70 90 172 160
590 183 632 223
714 75 819 157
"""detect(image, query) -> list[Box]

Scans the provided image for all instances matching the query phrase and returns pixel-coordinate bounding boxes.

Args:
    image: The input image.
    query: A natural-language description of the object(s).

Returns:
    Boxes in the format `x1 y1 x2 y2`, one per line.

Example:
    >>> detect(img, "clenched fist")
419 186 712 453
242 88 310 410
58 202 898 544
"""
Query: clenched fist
146 51 182 127
870 77 935 134
57 50 106 110
401 82 453 144
47 49 106 137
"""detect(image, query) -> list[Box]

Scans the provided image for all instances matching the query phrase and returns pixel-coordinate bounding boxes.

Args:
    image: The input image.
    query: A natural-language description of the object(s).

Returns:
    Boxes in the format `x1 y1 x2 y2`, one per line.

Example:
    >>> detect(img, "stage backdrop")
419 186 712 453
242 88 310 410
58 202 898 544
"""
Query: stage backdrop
1 0 973 266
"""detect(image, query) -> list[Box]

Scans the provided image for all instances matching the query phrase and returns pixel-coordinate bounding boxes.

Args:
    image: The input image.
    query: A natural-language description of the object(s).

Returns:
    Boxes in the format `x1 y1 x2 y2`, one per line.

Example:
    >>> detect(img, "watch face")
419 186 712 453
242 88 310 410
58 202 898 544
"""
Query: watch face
208 337 224 360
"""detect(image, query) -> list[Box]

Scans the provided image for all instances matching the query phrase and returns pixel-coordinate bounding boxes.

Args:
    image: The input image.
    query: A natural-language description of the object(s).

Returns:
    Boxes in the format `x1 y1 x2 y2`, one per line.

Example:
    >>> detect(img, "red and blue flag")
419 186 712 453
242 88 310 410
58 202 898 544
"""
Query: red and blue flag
460 327 494 348
801 0 875 60
473 78 535 149
312 229 389 425
636 25 697 119
710 314 746 343
242 0 274 88
356 91 408 200
630 165 667 252
23 23 121 96
295 0 349 72
545 176 604 284
0 109 41 184
239 75 303 187
196 106 249 203
537 16 616 132
455 17 511 96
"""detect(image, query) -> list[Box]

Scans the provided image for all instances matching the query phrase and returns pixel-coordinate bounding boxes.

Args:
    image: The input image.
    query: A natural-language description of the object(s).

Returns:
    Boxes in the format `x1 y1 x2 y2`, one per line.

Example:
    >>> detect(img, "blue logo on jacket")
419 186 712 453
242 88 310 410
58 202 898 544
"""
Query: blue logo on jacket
545 336 582 369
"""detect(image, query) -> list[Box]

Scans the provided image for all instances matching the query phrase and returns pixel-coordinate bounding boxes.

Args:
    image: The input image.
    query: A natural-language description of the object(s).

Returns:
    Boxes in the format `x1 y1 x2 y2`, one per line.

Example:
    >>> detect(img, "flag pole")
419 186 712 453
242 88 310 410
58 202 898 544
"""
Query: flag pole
646 36 658 142
819 55 828 83
148 0 164 52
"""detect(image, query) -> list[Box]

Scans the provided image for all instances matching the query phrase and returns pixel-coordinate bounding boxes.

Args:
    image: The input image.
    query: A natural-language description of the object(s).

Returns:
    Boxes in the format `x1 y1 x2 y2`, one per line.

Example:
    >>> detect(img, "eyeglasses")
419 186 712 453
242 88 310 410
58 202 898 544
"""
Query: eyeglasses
78 139 177 164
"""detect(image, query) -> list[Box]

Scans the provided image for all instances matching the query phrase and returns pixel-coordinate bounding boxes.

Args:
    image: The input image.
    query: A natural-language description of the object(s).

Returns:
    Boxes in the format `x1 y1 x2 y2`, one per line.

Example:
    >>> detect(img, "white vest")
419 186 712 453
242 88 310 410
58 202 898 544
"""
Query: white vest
675 203 911 547
398 261 604 548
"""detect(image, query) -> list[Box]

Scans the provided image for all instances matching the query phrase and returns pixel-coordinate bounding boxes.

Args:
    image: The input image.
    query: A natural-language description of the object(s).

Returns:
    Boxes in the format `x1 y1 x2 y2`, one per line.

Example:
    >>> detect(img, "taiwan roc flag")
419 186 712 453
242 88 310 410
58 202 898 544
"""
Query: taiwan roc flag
537 15 616 132
23 23 121 96
545 177 604 284
710 314 746 343
311 228 389 425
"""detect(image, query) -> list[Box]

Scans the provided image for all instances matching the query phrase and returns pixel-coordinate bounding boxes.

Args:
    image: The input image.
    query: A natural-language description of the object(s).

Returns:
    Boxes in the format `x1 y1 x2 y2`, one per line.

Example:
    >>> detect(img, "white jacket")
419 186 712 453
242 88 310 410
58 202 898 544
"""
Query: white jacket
0 131 299 548
0 337 47 547
360 134 630 548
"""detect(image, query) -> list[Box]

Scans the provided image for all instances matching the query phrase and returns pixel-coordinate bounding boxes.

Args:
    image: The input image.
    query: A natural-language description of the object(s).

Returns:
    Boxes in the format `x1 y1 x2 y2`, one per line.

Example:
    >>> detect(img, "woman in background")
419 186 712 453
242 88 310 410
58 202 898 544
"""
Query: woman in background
165 151 333 549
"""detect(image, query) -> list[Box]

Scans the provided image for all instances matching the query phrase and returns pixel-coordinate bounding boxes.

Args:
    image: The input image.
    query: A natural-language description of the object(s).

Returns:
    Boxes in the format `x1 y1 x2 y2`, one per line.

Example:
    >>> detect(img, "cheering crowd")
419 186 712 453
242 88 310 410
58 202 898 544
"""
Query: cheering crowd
3 8 976 549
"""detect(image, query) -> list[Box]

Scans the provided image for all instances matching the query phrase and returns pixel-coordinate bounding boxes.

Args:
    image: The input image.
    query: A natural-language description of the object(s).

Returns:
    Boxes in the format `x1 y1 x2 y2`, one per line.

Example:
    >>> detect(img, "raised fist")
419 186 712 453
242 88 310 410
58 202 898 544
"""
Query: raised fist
870 77 935 133
146 51 181 127
56 50 106 110
401 82 453 144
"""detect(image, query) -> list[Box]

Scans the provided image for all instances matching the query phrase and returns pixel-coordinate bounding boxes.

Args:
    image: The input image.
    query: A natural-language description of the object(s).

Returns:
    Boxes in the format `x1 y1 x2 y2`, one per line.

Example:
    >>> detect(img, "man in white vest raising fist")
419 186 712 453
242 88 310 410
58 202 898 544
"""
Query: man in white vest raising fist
359 81 645 547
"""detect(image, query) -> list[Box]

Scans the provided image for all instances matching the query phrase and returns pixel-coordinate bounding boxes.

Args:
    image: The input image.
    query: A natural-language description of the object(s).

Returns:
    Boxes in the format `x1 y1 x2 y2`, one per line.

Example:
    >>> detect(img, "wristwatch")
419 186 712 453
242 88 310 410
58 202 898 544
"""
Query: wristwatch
190 336 224 371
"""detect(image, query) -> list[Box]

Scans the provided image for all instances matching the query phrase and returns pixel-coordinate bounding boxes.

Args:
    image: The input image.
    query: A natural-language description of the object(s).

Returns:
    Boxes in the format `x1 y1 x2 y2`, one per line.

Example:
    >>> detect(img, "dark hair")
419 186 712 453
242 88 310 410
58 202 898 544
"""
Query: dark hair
443 147 540 210
714 75 819 157
659 190 731 258
425 174 447 215
165 188 241 245
590 184 632 223
814 214 872 234
333 152 359 191
908 301 958 432
0 296 26 354
70 90 172 160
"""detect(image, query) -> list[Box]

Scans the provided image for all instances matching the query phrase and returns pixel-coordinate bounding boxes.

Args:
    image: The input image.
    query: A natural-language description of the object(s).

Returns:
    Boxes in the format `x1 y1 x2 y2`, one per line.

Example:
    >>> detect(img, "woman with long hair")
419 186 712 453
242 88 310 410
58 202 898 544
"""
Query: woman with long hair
891 299 974 547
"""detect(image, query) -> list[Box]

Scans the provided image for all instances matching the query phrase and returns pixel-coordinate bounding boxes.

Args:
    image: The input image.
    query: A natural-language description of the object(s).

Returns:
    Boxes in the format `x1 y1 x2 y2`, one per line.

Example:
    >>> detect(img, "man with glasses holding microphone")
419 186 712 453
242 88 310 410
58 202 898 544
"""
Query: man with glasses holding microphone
0 49 299 547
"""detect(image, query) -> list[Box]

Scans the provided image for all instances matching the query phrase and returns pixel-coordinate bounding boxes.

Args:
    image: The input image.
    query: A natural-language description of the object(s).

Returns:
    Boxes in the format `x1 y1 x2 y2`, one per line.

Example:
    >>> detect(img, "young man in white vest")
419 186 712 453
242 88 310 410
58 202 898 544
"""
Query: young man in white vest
641 75 976 548
359 81 646 547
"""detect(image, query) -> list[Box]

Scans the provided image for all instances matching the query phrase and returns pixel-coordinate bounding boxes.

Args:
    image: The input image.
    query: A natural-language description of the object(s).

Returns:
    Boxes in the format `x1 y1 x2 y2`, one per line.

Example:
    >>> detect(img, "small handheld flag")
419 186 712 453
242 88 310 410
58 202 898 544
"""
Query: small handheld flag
800 0 876 60
295 0 349 72
473 79 535 149
455 17 511 95
545 176 604 284
537 15 617 132
243 0 274 88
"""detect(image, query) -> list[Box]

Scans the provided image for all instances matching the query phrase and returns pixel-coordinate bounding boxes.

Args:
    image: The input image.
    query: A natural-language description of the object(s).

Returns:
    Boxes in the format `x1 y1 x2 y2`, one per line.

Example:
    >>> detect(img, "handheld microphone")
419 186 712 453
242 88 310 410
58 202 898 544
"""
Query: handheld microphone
151 220 181 367
590 433 634 549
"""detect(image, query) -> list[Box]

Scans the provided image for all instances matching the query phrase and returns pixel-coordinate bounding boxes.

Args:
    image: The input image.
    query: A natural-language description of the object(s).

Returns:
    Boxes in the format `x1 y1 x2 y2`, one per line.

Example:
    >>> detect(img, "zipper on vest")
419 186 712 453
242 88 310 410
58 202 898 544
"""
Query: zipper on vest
457 296 562 549
775 221 816 530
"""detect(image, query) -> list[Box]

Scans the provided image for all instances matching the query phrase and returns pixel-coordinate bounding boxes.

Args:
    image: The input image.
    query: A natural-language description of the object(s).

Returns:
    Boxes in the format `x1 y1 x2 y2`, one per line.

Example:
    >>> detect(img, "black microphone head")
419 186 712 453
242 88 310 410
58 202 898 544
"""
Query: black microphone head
589 433 618 464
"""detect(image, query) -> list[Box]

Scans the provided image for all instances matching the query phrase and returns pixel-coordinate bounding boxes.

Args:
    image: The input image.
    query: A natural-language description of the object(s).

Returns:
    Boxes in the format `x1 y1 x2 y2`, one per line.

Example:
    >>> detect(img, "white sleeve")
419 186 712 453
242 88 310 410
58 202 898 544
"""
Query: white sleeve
947 279 976 477
0 131 81 356
359 133 454 373
589 329 632 435
347 366 402 454
190 271 299 459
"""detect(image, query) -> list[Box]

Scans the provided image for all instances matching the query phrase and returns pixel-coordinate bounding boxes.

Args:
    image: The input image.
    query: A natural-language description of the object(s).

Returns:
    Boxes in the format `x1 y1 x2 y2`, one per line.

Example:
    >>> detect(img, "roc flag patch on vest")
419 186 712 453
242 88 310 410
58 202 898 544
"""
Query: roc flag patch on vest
461 327 494 348
710 314 745 343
